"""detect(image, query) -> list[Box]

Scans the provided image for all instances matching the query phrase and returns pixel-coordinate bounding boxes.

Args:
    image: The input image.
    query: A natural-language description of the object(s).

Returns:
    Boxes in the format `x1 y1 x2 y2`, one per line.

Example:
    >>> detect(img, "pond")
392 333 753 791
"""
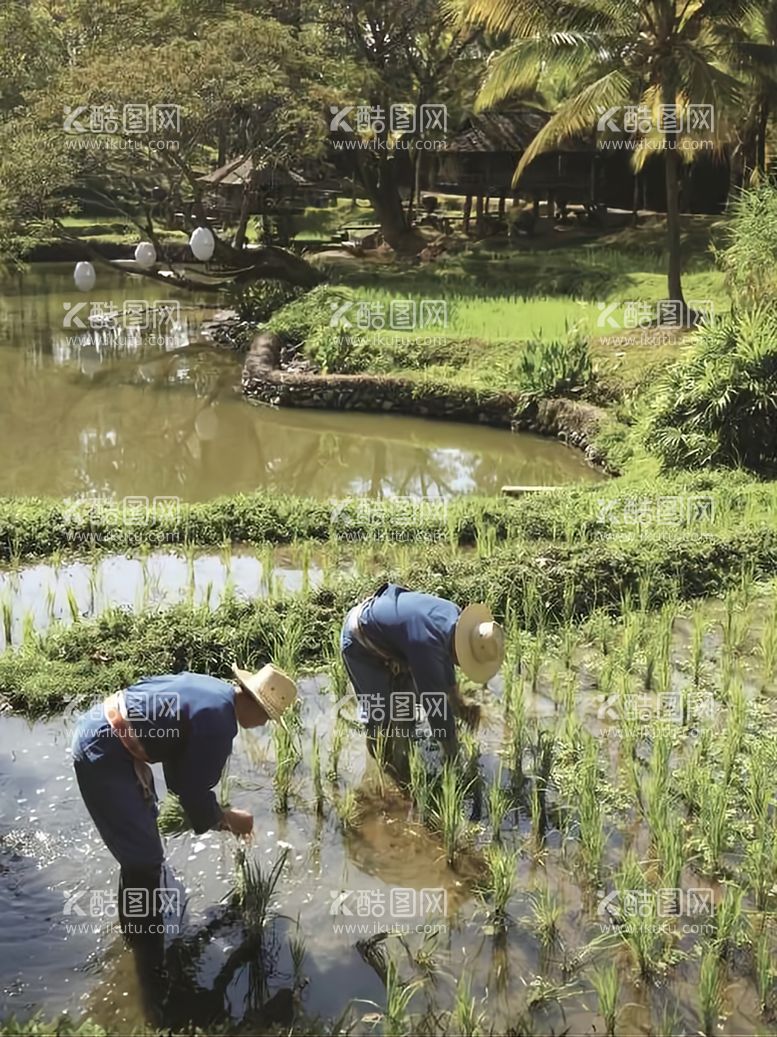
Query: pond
0 264 603 501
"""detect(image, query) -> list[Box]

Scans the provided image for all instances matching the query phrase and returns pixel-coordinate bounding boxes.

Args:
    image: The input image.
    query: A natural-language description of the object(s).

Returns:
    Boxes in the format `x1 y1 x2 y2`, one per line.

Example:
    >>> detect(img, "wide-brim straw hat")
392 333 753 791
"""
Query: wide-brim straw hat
231 663 297 721
454 603 505 684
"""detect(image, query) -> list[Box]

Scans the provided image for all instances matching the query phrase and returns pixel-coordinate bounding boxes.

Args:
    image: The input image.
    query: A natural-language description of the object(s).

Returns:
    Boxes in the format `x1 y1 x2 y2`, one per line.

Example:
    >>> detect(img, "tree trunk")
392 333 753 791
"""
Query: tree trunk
756 100 769 175
661 78 686 315
351 149 425 254
233 172 257 251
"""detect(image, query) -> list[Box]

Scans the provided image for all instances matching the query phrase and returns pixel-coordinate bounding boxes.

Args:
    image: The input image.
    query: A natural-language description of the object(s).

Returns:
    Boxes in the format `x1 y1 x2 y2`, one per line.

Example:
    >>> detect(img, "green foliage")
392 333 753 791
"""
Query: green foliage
508 327 593 399
304 326 371 374
157 793 191 835
644 308 777 474
718 182 777 308
227 280 303 324
266 285 353 346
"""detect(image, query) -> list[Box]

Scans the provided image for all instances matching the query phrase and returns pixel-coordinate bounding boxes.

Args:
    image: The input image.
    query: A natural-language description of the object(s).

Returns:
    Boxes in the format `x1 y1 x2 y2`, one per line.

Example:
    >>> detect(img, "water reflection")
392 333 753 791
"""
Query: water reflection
0 264 604 500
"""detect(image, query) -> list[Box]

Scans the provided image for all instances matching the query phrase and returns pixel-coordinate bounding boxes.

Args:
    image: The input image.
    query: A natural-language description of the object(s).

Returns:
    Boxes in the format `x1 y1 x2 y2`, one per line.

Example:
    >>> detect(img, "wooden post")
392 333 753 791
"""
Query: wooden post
463 193 472 234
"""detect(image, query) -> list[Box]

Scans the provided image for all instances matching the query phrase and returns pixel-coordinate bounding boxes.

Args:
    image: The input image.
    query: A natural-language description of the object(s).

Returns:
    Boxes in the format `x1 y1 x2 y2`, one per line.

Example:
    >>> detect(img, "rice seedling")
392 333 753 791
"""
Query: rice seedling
587 609 614 657
691 607 707 688
637 569 654 617
370 728 391 796
527 883 561 949
296 539 313 593
44 587 56 622
474 514 498 559
430 762 473 867
711 885 746 958
1 594 12 647
722 588 748 659
408 743 431 824
258 541 277 597
335 788 361 831
487 765 511 841
530 778 545 849
449 973 485 1037
289 917 306 989
272 716 301 814
327 715 348 782
652 1001 683 1036
311 727 325 816
65 585 80 623
158 792 191 834
701 775 730 871
698 945 725 1037
267 611 305 676
591 963 620 1037
614 855 670 978
230 845 288 934
384 956 421 1037
526 631 546 694
755 929 775 1014
578 740 604 883
478 844 518 928
525 975 580 1010
758 596 777 687
21 608 36 646
326 625 349 700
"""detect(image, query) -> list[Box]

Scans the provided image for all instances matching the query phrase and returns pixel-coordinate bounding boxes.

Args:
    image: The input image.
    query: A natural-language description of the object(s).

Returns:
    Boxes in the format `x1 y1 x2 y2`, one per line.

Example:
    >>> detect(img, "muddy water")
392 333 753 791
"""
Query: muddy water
0 548 324 650
0 695 485 1032
0 264 602 501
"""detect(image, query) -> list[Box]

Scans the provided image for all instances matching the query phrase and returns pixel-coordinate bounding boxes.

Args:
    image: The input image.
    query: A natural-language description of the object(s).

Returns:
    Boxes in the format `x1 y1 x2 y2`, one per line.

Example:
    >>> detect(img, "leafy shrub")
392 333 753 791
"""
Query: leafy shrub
717 182 777 308
496 327 593 398
304 326 372 373
266 284 353 344
226 279 303 323
644 307 777 474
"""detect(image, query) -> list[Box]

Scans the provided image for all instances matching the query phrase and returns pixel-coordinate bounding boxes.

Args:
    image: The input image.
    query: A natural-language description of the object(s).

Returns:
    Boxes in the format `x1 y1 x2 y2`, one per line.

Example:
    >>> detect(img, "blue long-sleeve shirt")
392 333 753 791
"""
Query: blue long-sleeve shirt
359 584 459 738
122 672 237 833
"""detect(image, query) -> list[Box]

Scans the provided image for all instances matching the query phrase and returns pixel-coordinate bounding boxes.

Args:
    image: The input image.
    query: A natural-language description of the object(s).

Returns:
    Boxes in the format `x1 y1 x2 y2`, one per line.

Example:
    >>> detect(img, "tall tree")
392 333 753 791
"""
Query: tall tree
0 3 328 287
464 0 753 317
323 0 483 253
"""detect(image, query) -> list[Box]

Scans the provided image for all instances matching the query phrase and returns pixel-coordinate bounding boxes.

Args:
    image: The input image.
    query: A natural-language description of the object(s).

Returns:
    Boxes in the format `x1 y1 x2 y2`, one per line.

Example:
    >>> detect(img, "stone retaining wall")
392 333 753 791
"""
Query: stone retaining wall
242 331 610 470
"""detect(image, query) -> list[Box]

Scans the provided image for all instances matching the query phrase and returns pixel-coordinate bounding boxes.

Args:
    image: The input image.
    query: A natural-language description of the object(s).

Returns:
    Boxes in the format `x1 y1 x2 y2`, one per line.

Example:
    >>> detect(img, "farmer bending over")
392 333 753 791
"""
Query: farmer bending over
70 664 296 1018
341 583 504 779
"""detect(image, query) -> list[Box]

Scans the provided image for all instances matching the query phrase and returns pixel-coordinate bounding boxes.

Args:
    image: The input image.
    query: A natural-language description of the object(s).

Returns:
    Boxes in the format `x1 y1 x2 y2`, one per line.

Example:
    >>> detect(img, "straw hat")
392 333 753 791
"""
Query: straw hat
231 663 297 721
454 604 504 684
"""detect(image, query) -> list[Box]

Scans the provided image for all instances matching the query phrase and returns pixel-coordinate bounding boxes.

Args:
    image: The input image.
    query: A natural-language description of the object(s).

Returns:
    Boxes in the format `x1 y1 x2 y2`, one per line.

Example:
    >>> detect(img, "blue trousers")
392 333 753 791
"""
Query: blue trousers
71 709 164 872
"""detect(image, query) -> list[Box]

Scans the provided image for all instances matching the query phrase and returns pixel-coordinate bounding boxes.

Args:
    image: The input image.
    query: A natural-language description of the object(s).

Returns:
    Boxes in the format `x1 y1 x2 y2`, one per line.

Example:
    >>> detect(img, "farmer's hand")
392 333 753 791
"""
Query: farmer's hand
221 807 254 838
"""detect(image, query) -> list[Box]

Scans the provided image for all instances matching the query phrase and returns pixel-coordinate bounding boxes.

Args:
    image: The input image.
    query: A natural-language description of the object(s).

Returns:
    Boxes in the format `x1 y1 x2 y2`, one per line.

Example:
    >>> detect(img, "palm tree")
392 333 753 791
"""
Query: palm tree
724 0 777 188
464 0 755 319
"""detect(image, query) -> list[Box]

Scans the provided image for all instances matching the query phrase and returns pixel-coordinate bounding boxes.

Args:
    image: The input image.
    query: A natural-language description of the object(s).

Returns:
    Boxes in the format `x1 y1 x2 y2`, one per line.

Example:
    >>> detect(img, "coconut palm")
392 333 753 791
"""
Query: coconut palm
724 0 777 187
464 0 756 316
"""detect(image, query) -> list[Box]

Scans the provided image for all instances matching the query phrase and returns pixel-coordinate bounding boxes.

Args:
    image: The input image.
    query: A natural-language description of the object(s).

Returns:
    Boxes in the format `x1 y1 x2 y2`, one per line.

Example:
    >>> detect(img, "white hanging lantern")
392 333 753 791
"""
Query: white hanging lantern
134 241 157 269
189 226 215 262
74 261 96 292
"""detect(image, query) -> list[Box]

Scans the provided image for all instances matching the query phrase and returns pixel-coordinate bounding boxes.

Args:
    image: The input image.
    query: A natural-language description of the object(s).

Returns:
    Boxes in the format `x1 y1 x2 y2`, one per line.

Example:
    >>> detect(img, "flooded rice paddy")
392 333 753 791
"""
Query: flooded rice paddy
0 264 602 501
1 564 776 1034
0 547 325 651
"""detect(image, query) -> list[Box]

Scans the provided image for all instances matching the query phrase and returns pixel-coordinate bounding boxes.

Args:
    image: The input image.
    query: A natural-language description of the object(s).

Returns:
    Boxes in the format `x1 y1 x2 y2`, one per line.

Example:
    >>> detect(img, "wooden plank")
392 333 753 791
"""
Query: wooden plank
501 485 560 496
